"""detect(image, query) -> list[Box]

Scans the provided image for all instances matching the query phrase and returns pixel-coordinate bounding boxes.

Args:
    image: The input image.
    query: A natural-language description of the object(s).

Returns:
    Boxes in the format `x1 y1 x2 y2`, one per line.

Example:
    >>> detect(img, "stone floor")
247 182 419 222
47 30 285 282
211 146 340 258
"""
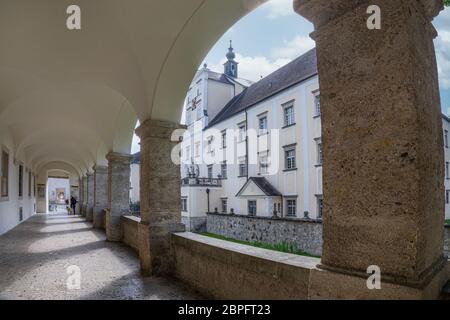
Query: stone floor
0 213 201 300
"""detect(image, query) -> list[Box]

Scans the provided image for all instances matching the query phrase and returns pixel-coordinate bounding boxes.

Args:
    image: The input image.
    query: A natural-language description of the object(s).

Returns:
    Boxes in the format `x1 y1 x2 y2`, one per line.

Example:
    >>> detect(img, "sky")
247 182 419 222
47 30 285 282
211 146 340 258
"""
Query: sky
131 0 450 154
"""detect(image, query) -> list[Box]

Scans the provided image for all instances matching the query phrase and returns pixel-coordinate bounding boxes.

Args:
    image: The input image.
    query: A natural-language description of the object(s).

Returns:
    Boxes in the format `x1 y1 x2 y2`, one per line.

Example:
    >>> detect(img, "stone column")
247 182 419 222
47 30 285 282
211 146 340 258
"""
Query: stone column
86 172 94 221
81 175 88 216
135 119 186 276
78 178 83 215
105 152 132 241
93 165 108 229
295 0 446 298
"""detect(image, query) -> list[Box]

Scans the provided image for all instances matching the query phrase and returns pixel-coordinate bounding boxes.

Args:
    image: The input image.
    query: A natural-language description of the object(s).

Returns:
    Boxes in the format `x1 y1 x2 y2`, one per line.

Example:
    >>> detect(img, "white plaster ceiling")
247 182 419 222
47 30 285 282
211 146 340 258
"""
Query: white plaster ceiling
0 0 266 176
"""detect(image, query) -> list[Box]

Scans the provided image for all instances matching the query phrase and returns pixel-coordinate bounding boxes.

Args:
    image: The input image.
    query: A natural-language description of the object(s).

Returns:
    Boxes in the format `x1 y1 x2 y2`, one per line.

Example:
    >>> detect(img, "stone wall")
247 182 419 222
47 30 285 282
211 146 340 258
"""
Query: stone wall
121 215 140 252
182 216 206 233
207 213 323 256
172 232 319 299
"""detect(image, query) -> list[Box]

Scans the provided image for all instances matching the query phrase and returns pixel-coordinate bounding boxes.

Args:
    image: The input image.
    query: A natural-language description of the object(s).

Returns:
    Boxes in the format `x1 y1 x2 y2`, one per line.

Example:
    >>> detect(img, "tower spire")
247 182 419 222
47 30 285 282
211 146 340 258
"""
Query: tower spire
224 40 238 78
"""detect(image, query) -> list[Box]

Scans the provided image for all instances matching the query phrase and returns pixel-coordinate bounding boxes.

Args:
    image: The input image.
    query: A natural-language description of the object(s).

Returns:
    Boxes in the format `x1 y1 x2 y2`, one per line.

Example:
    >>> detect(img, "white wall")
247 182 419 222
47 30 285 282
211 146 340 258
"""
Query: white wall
0 130 36 235
130 163 140 203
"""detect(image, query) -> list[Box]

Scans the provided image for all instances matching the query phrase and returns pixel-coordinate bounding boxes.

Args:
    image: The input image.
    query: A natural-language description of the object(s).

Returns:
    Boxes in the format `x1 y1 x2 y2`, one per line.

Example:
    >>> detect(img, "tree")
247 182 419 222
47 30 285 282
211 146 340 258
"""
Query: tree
445 0 450 7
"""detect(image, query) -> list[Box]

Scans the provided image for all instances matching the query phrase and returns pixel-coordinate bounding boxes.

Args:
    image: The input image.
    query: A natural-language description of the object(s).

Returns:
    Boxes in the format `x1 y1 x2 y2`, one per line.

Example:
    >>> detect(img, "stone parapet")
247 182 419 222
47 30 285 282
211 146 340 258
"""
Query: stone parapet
136 119 186 276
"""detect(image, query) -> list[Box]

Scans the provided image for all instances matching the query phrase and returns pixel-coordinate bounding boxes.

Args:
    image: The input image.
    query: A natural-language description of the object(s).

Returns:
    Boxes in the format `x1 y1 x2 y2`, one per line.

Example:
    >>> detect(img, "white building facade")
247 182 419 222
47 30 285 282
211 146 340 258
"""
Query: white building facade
180 47 450 231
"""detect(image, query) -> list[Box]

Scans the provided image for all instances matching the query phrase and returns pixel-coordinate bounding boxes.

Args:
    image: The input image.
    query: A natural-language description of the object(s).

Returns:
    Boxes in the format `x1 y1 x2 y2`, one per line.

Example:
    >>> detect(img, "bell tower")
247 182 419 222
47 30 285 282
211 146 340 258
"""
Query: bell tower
223 41 238 78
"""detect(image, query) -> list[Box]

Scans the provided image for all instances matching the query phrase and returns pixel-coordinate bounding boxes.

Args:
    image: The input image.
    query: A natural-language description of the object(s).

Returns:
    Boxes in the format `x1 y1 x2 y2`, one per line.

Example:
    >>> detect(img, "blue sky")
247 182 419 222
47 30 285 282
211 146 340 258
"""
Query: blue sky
132 1 450 153
203 0 450 114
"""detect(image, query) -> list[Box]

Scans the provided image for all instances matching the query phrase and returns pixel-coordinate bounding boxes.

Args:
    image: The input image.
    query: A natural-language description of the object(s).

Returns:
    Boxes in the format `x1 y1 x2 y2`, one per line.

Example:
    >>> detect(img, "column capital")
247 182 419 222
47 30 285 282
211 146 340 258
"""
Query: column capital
106 152 132 164
135 119 186 140
294 0 443 29
86 172 94 177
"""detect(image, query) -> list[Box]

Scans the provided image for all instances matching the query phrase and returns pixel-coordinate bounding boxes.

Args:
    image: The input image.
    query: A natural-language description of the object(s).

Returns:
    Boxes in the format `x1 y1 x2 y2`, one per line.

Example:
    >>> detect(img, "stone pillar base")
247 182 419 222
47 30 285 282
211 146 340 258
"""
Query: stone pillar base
138 221 186 276
308 261 448 300
105 210 122 241
93 207 105 229
86 206 93 222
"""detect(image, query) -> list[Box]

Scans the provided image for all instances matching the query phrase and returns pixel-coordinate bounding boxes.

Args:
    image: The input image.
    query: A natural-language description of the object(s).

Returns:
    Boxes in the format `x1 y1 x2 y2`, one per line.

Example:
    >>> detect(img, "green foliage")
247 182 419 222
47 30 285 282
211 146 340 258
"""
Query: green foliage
445 219 450 225
445 0 450 7
200 232 321 258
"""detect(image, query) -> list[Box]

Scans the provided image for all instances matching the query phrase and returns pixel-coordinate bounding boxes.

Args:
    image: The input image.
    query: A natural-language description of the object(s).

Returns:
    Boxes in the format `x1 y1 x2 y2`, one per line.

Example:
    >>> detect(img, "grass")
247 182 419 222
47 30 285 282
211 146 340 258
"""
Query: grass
200 232 321 258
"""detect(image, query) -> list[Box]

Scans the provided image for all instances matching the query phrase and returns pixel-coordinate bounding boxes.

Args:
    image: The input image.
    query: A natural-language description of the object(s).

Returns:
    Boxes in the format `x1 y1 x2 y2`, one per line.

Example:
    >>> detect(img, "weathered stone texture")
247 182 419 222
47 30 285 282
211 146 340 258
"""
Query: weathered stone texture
182 216 206 233
207 213 322 256
106 152 132 242
135 119 186 276
172 232 319 299
93 166 108 229
86 173 94 221
81 176 88 216
295 0 446 291
445 226 450 258
121 215 140 252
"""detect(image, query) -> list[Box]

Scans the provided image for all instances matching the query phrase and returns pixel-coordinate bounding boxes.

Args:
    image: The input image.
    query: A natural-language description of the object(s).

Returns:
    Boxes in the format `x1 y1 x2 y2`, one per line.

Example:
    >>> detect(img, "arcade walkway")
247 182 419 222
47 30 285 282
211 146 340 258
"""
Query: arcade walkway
0 213 200 300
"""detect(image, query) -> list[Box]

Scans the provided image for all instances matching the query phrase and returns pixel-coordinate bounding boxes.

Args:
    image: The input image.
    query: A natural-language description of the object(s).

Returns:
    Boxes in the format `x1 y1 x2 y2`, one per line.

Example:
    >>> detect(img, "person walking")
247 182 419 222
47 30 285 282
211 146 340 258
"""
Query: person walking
70 196 78 215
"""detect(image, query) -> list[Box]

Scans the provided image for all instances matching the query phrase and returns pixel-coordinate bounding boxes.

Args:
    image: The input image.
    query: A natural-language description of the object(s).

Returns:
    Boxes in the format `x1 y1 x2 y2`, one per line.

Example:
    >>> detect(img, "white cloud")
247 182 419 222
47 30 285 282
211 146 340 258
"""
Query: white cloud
435 31 450 90
209 35 314 81
263 0 295 19
270 35 315 60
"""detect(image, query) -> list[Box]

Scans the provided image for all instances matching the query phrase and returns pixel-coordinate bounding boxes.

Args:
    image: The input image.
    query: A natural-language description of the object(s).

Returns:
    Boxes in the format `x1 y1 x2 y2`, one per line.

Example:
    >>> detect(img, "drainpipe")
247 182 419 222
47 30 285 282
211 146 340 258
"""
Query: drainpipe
206 188 210 213
245 109 249 181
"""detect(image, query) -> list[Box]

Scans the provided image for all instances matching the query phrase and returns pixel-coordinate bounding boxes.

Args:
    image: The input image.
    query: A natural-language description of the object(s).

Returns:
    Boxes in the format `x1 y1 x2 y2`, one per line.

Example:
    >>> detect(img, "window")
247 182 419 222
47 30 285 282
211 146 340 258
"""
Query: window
207 165 213 179
445 130 449 148
285 148 296 170
195 142 200 157
186 109 192 125
316 139 323 165
317 195 324 218
286 199 297 217
258 116 268 135
283 103 295 127
248 200 257 216
446 162 449 180
259 154 269 174
221 131 227 148
314 93 321 117
446 191 450 205
239 158 247 177
181 197 188 212
18 164 23 198
185 146 190 161
207 137 213 153
1 149 9 198
28 171 31 197
238 123 246 142
221 162 227 179
221 198 228 213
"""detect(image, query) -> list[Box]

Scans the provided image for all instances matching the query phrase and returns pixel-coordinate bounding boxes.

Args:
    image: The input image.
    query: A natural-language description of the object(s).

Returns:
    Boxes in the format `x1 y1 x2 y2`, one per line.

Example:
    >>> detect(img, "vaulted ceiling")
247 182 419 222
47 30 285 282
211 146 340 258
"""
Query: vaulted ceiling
0 0 266 176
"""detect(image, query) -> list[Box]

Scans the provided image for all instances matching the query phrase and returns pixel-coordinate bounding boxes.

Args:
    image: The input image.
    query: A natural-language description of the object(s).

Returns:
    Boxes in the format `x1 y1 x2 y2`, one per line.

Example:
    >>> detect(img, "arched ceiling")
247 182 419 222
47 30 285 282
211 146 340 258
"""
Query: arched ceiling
0 0 266 176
